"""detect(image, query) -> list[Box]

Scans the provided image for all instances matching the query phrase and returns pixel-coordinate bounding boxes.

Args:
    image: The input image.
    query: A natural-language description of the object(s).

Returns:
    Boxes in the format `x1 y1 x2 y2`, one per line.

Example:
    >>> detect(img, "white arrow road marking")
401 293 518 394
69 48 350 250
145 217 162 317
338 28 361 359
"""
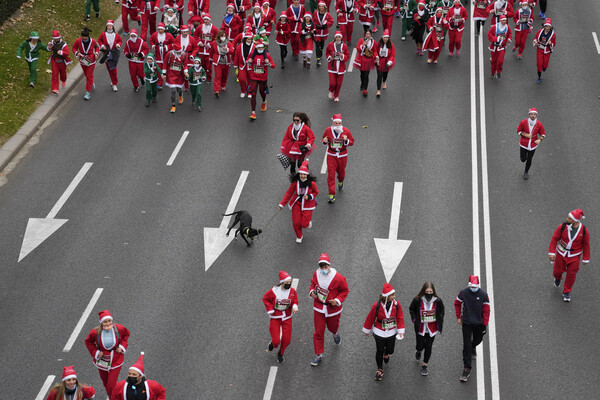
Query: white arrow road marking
263 366 278 400
19 162 93 262
373 182 412 283
63 288 103 352
167 130 190 166
35 375 55 400
204 171 249 271
291 278 299 290
593 32 600 54
347 48 357 72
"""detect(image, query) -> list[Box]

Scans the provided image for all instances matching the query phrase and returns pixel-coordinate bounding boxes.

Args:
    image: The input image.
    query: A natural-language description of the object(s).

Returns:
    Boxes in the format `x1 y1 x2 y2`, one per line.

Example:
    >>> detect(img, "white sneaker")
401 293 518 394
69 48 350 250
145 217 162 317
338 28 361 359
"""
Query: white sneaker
240 93 245 98
402 36 406 41
112 85 118 92
308 221 312 229
295 236 303 243
328 91 333 99
334 97 339 102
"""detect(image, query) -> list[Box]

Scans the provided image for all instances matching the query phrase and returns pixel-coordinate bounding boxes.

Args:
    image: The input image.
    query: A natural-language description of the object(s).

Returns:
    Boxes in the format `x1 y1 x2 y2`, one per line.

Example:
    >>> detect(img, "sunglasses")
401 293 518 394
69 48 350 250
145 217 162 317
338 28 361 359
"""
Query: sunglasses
293 119 301 122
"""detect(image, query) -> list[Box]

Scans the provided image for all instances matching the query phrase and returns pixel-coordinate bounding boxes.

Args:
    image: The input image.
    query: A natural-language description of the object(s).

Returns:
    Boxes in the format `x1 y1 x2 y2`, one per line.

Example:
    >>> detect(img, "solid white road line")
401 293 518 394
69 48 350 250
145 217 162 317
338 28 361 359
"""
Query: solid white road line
166 130 190 166
63 288 103 352
35 375 55 400
347 48 357 72
46 162 93 219
220 171 250 230
291 278 299 290
593 32 600 54
262 366 278 400
320 150 327 174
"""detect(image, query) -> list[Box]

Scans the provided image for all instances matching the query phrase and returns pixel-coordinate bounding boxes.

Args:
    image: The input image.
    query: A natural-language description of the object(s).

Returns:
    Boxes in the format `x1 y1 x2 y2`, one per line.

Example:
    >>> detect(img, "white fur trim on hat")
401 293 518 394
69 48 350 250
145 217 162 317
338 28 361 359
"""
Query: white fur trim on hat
61 374 77 382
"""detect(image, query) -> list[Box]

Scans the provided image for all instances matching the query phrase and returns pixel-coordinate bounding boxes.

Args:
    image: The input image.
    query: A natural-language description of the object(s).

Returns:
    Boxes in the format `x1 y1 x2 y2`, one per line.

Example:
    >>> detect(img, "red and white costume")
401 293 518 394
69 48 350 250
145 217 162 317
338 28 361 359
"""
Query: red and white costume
276 18 292 45
124 30 149 89
112 353 166 400
335 0 356 44
194 16 219 81
326 35 349 99
313 9 334 42
233 34 255 94
379 0 396 34
286 3 307 55
120 0 141 34
447 1 467 54
485 0 513 25
362 299 405 338
357 0 375 27
247 43 275 113
354 36 378 70
472 0 490 21
262 271 299 356
222 8 244 40
517 115 545 151
533 23 556 74
376 40 395 71
487 18 511 75
47 31 72 93
232 0 252 20
281 121 316 161
309 253 349 355
322 115 354 195
300 16 315 55
260 3 277 35
73 36 99 92
149 25 175 87
278 161 318 240
247 4 266 35
549 209 591 294
98 24 123 85
188 0 210 17
47 366 96 400
423 11 448 62
162 48 188 88
139 0 161 42
211 36 234 93
512 3 534 58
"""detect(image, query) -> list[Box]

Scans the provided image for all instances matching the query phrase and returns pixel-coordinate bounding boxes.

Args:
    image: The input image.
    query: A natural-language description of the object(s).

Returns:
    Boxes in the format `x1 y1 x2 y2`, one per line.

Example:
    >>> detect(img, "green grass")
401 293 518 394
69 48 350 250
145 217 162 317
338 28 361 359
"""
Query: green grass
0 0 121 145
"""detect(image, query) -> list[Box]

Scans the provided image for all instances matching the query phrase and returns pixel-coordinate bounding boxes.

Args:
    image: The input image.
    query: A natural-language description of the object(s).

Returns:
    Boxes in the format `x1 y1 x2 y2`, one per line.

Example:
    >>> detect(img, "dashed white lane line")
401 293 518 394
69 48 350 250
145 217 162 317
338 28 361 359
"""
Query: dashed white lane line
63 288 103 352
291 278 299 290
262 366 278 400
35 375 55 400
166 130 190 166
593 32 600 54
347 48 357 72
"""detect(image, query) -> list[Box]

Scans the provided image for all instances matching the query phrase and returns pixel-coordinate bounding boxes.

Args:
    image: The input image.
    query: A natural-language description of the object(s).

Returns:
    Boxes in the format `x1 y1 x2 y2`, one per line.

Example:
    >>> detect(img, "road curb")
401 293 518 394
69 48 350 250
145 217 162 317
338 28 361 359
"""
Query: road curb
0 16 125 173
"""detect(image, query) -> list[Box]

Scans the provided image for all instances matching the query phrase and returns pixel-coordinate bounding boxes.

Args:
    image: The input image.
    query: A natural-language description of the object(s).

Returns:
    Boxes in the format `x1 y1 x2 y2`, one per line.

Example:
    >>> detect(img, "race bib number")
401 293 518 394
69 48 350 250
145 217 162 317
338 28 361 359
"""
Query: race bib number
316 286 329 303
253 64 264 73
305 34 312 39
193 71 203 81
382 318 396 330
384 1 393 9
203 34 212 41
331 139 343 149
520 16 528 23
171 62 182 71
557 240 567 252
81 56 94 66
477 3 486 9
275 299 291 311
96 357 111 369
421 310 436 323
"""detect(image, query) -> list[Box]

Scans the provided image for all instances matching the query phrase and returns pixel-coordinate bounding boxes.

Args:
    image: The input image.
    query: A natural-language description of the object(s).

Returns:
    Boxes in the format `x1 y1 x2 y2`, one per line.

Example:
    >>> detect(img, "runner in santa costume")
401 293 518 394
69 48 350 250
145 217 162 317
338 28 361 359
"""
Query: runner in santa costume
247 39 275 120
517 107 545 179
278 160 318 243
533 18 556 84
411 1 429 56
194 14 219 82
357 0 376 32
73 27 99 100
409 281 445 376
162 43 187 113
119 0 141 36
175 25 198 90
446 0 467 55
485 0 513 26
472 0 490 38
375 30 395 96
222 4 244 41
313 2 334 67
325 31 349 102
188 0 211 18
143 53 160 106
84 310 130 399
124 29 149 92
354 29 378 96
423 7 448 64
186 56 207 111
261 1 277 36
263 270 299 364
487 14 511 78
281 112 315 174
98 20 123 92
150 23 175 89
211 30 234 96
16 31 49 88
336 0 356 45
363 283 405 381
276 12 292 67
309 253 349 365
247 3 265 34
549 209 591 302
46 366 95 400
287 0 307 60
139 0 160 42
378 0 396 34
47 30 72 94
512 1 534 60
232 0 252 20
322 114 353 203
300 13 316 68
112 352 166 400
233 31 255 96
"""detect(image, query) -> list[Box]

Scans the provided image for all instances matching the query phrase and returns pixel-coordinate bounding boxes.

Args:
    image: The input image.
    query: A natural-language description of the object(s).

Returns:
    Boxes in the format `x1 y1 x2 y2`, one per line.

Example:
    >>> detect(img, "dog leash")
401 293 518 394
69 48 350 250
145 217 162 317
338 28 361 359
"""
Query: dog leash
261 208 282 232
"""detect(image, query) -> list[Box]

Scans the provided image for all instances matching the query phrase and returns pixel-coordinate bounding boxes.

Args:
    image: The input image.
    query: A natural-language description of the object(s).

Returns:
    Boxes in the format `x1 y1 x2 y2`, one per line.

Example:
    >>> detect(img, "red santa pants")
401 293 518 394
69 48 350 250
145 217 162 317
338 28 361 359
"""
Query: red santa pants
328 73 344 98
106 64 119 85
140 12 157 41
50 59 67 91
290 33 300 55
200 55 213 80
98 366 121 398
381 15 393 34
553 255 581 294
514 30 529 56
269 318 292 355
81 64 95 92
340 23 354 44
122 7 140 34
490 50 505 75
326 155 347 195
428 46 442 62
536 50 551 72
448 29 464 53
128 62 144 88
291 202 312 239
313 310 340 355
238 68 249 94
213 64 229 93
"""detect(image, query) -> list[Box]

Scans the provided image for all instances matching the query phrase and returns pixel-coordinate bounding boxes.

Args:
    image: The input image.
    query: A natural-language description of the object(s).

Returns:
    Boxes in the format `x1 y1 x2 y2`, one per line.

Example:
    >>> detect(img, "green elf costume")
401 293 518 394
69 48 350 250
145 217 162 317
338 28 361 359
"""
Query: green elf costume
84 0 101 21
399 0 417 41
186 56 207 111
253 27 270 48
144 53 159 106
16 31 49 87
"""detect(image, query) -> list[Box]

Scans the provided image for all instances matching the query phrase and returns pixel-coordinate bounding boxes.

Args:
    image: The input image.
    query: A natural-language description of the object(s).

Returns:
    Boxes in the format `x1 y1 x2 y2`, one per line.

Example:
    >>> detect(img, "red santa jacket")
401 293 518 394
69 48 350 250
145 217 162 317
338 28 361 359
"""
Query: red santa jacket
281 123 316 158
533 28 556 54
246 8 275 34
194 24 219 56
263 286 299 321
150 31 175 63
286 5 307 33
309 268 349 317
362 300 405 337
357 0 375 23
84 324 130 371
120 0 139 10
423 15 449 51
516 118 545 150
313 11 334 40
73 38 100 66
48 40 72 64
98 31 123 50
472 0 490 20
322 126 354 157
336 0 356 24
111 379 166 400
124 37 149 63
139 0 161 16
353 37 378 70
513 6 534 32
247 50 275 80
163 0 184 11
487 22 512 52
233 41 255 70
486 0 513 25
47 386 95 400
175 33 198 64
380 0 396 17
376 41 395 72
232 0 252 18
549 223 590 262
162 50 188 86
326 40 349 74
211 39 234 65
188 0 210 16
447 4 468 31
222 13 244 40
275 21 292 44
279 180 319 211
261 6 277 35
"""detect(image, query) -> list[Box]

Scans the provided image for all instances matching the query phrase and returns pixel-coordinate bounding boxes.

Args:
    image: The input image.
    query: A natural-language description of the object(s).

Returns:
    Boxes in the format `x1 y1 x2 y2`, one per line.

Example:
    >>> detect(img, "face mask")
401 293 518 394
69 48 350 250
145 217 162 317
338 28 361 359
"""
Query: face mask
194 63 200 68
283 283 291 289
522 5 528 9
320 269 329 275
424 294 433 301
470 287 478 293
127 376 139 385
65 385 77 394
107 28 114 33
257 49 264 54
220 37 227 42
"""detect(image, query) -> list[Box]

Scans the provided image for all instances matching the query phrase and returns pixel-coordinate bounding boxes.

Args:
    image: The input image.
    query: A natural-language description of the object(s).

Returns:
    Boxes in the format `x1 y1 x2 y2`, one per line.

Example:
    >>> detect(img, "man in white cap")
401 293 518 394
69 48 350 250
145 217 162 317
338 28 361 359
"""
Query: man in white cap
454 275 490 382
516 107 545 180
548 209 590 302
322 114 354 203
111 352 166 399
98 20 123 92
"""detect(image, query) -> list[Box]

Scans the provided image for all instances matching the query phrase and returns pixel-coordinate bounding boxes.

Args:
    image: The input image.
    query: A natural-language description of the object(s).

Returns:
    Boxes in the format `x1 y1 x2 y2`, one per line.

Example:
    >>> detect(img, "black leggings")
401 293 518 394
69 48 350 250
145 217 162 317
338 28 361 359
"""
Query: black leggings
374 334 396 369
360 70 370 90
280 44 288 61
416 333 435 364
539 0 547 13
376 70 388 90
520 147 536 172
314 39 325 60
476 20 486 35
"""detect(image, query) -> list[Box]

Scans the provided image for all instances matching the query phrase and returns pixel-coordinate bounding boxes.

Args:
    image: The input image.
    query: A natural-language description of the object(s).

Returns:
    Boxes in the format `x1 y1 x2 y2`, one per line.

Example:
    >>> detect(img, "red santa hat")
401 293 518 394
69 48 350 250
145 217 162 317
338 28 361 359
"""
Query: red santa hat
528 107 538 114
499 14 507 21
569 209 585 222
157 22 166 29
98 309 113 323
253 2 261 9
244 22 253 29
130 352 145 376
435 7 443 14
255 39 265 48
61 366 77 382
106 20 115 26
332 114 342 123
52 30 61 39
189 15 203 25
334 31 343 38
243 30 253 38
279 270 291 282
304 13 312 19
180 25 189 32
279 11 287 19
468 275 480 289
519 0 528 4
172 43 182 52
318 1 327 6
298 160 310 175
454 0 461 3
382 29 390 38
381 283 395 297
227 3 235 8
262 1 270 6
544 18 552 26
418 0 425 6
203 13 212 21
130 29 138 36
318 253 331 265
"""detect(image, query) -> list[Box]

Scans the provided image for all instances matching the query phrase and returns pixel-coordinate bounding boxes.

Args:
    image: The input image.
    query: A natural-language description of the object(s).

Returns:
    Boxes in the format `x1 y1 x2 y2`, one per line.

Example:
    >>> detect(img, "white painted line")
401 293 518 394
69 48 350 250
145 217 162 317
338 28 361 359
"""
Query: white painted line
220 171 249 230
593 32 600 54
166 130 190 166
63 288 103 352
320 150 327 174
35 375 56 400
46 162 93 219
262 366 278 400
347 48 357 72
291 278 299 290
388 182 402 239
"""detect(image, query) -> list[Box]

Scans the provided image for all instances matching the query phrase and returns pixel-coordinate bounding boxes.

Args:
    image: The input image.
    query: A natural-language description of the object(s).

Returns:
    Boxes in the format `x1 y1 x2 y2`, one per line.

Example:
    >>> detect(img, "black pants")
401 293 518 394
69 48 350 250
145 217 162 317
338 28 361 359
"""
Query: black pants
376 70 388 90
415 333 435 364
374 334 396 369
539 0 547 13
462 323 486 369
314 39 325 60
280 44 288 62
476 20 486 35
520 147 536 173
360 70 370 90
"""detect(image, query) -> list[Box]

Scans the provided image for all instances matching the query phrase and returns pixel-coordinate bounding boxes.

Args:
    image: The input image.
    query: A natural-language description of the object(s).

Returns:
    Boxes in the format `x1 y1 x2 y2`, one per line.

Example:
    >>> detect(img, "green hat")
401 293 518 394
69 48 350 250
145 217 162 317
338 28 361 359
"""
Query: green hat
194 56 202 62
30 31 39 39
146 53 155 59
258 27 266 34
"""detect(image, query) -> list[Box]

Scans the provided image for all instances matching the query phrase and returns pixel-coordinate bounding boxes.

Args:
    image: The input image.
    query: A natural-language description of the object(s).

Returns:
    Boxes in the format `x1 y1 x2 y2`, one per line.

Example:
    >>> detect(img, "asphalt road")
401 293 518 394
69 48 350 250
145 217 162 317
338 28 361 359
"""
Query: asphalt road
0 1 599 399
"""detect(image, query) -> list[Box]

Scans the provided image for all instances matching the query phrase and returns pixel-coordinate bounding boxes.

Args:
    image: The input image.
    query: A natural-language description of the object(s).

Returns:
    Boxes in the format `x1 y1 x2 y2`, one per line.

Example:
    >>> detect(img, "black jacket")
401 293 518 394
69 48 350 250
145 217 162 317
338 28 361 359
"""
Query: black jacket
409 296 445 334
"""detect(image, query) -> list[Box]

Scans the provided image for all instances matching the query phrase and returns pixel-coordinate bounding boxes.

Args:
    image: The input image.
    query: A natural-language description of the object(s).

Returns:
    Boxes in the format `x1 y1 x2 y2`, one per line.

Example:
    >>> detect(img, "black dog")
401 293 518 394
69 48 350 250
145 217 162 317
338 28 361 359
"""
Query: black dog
223 210 262 247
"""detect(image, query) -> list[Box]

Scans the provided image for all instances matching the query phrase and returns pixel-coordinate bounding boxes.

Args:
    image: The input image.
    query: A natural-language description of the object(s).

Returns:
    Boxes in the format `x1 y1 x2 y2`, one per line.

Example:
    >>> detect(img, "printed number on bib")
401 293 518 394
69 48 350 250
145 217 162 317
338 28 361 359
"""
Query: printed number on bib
275 299 291 311
421 310 436 323
96 357 111 369
382 318 397 330
316 286 329 303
